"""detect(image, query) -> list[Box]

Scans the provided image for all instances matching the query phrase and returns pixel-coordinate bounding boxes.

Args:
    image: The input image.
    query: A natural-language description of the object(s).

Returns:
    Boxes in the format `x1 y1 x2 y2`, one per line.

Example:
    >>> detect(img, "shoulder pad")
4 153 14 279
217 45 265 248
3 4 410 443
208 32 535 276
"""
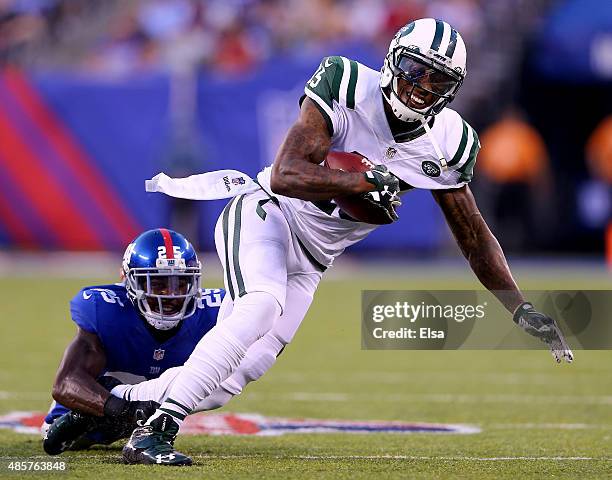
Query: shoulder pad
80 286 127 307
304 56 360 137
305 56 360 110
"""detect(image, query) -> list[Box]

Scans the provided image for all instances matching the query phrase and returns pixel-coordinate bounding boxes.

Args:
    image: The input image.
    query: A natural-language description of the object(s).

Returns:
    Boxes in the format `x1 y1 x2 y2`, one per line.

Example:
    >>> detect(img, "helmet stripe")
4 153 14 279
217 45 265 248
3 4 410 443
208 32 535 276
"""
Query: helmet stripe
446 28 458 58
430 19 444 51
159 228 175 259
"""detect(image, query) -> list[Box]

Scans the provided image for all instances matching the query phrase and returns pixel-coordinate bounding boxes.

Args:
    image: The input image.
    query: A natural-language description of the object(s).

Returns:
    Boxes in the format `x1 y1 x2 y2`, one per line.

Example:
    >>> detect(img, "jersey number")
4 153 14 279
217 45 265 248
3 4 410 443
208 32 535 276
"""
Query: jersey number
157 246 182 259
198 289 223 308
83 289 125 307
308 64 325 88
308 58 333 88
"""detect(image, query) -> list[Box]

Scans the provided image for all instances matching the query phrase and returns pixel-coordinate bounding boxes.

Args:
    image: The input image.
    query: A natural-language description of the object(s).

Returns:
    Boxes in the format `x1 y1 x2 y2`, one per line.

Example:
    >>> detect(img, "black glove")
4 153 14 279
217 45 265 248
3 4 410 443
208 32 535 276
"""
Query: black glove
362 165 401 222
513 302 574 363
103 396 160 430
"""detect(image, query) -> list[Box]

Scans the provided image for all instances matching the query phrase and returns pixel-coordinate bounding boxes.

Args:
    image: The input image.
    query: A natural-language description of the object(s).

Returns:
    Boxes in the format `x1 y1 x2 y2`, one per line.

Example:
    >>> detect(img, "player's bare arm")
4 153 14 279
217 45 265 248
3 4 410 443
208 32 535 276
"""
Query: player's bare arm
52 328 109 416
432 185 525 312
433 186 573 362
270 97 373 200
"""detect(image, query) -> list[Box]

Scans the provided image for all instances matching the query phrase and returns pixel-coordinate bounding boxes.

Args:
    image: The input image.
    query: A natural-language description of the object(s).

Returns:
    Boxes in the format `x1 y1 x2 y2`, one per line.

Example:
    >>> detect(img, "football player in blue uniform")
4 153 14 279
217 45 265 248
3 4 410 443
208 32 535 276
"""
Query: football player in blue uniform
42 228 224 455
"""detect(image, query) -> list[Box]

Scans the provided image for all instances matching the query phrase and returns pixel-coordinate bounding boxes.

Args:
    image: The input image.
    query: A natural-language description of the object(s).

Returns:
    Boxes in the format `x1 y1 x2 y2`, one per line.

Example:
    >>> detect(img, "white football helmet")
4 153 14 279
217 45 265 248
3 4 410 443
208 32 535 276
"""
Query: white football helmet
380 18 467 122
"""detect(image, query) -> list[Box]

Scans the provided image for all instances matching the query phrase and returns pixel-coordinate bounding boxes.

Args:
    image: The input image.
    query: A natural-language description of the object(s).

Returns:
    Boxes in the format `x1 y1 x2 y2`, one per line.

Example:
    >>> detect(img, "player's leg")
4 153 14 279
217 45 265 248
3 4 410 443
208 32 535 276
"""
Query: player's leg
195 271 322 411
112 255 321 411
109 367 182 403
110 296 235 404
109 269 320 411
123 192 292 465
152 193 290 415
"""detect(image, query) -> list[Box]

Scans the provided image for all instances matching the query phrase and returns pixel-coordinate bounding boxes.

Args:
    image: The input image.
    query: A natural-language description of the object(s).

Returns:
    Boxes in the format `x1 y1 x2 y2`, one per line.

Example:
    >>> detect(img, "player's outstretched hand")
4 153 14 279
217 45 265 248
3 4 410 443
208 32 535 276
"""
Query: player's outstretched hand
362 165 401 222
104 397 160 427
513 302 574 364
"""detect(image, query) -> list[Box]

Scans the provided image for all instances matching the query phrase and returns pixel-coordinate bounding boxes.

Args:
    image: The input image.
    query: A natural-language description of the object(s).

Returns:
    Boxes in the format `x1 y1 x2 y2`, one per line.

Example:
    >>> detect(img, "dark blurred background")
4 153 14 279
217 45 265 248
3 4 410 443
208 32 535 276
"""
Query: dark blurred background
0 0 610 261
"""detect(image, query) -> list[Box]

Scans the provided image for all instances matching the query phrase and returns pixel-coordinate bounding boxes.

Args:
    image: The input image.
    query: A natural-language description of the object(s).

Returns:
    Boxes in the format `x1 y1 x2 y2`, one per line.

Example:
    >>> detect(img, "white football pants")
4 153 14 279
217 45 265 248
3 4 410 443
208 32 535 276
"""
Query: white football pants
113 190 323 410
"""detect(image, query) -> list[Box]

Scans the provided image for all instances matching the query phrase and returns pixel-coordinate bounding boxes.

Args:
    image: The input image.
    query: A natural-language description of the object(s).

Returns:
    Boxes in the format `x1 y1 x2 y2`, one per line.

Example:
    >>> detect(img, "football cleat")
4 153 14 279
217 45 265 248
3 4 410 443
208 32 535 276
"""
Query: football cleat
122 413 192 466
42 411 97 455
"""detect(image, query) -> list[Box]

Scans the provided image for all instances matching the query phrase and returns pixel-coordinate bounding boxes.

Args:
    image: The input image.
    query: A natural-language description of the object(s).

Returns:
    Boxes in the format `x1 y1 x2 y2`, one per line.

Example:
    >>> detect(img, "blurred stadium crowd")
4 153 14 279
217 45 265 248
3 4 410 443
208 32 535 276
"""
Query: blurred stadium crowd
0 0 553 117
0 0 524 74
0 0 610 257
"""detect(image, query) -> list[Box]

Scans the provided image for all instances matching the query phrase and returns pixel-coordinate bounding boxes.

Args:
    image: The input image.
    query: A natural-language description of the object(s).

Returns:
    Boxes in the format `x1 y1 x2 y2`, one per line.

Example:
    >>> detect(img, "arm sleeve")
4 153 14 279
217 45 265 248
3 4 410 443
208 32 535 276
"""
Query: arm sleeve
69 289 98 334
443 110 480 184
302 56 350 138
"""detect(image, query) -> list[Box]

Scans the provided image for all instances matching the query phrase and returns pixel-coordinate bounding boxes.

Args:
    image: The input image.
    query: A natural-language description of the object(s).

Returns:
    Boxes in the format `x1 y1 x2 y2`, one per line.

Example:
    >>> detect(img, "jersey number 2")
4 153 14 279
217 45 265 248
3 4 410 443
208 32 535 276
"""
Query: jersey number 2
157 246 181 259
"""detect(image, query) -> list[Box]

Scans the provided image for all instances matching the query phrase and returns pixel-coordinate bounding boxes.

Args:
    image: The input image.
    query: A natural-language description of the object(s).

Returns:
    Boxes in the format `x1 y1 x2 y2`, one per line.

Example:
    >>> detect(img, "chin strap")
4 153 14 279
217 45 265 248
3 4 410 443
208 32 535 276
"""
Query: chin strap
383 85 449 173
422 119 448 171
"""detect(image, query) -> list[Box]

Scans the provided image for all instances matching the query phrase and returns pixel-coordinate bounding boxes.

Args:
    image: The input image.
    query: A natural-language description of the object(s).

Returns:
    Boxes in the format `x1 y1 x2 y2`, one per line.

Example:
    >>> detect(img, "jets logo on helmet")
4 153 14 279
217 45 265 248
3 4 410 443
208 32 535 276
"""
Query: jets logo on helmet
381 18 467 122
122 228 202 330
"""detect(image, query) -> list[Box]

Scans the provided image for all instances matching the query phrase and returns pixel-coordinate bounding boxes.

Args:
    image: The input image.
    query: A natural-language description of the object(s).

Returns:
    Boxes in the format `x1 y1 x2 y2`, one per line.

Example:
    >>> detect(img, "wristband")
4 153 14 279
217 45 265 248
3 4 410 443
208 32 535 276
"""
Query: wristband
512 302 534 324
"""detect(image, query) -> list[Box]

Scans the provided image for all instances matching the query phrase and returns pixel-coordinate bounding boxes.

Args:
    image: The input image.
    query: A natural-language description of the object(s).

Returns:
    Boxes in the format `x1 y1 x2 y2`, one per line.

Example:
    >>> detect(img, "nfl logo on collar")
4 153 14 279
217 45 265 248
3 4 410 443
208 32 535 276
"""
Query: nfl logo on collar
153 349 165 361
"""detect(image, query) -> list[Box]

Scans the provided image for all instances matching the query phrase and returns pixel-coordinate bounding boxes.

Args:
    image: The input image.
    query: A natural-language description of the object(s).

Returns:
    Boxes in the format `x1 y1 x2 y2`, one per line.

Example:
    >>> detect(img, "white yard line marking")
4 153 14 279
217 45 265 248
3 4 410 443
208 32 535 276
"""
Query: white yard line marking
288 392 350 402
489 423 607 430
273 371 599 386
0 391 49 401
247 392 612 405
0 454 610 462
281 455 610 462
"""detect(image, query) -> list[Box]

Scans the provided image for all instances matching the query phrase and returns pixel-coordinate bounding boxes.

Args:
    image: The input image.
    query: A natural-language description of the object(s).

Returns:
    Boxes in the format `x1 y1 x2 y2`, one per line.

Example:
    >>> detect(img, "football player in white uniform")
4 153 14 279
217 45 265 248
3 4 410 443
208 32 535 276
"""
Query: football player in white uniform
122 18 573 465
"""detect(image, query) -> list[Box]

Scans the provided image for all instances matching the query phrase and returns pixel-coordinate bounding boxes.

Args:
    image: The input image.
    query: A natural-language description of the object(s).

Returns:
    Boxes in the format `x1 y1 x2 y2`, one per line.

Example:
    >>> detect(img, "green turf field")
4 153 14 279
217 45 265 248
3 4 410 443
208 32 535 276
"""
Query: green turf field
1 267 611 479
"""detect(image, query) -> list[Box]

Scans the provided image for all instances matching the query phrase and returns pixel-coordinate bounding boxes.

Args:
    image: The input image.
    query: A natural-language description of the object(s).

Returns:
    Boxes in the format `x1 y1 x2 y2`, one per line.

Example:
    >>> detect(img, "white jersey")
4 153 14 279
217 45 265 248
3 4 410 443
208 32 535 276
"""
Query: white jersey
257 56 480 269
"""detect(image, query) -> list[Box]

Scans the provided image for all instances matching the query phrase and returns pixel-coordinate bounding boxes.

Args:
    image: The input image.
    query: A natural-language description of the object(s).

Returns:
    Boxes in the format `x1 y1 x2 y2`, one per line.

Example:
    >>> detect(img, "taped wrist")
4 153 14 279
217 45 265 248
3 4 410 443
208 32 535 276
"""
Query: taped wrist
513 302 535 324
103 395 128 417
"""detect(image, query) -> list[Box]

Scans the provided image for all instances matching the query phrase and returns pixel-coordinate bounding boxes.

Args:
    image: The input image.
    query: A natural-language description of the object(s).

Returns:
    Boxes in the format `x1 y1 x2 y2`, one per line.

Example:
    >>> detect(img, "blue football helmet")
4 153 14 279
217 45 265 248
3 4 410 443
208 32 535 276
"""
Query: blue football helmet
122 228 201 330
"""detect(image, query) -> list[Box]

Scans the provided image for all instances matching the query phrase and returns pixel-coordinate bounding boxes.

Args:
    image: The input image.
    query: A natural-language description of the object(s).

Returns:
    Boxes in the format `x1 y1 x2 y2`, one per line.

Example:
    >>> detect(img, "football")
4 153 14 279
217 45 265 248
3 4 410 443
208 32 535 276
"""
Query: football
324 151 395 225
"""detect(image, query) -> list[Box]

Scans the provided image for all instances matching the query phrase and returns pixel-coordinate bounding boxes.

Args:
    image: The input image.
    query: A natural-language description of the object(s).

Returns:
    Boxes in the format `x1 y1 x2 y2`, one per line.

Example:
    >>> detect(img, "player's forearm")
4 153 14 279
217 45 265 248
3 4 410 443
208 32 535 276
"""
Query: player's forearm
434 187 525 314
52 372 109 416
462 227 525 313
270 104 373 200
271 160 371 200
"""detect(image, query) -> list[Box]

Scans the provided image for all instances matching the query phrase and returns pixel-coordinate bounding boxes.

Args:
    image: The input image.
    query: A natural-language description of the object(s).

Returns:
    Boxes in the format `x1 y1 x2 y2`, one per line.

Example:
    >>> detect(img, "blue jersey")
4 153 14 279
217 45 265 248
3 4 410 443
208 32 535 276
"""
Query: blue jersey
45 283 223 424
